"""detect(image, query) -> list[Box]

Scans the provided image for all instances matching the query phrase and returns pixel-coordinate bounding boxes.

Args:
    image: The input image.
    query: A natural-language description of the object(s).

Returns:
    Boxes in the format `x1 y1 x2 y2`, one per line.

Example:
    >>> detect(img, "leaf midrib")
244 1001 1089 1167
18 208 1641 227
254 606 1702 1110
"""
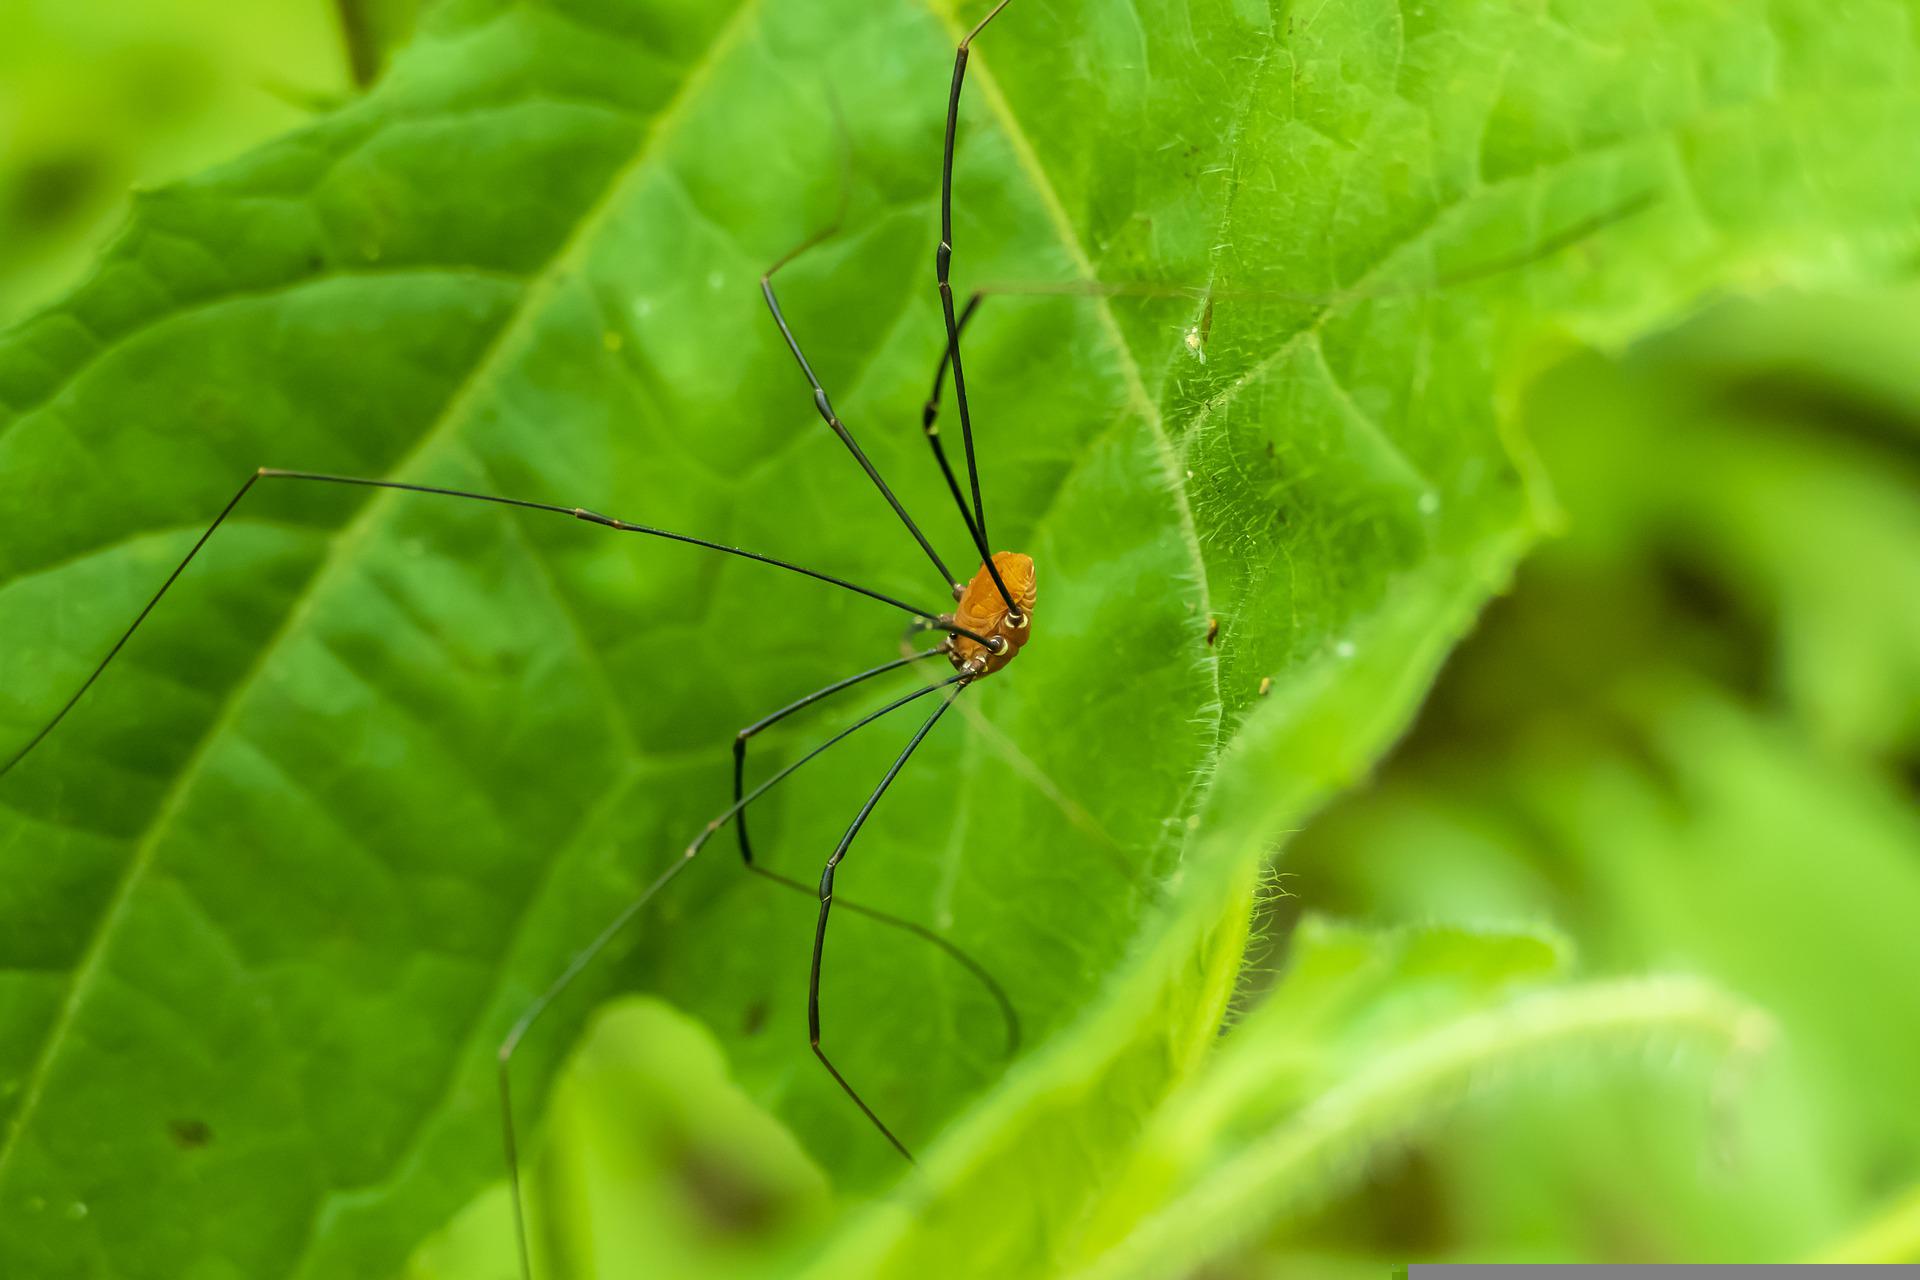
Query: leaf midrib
0 0 765 1193
939 11 1227 811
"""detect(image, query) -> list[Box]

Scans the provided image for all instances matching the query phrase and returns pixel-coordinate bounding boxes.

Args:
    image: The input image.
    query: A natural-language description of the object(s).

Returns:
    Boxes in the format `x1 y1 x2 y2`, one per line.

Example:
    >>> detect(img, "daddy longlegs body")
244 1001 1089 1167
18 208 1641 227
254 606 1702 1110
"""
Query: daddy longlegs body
1 3 1037 1275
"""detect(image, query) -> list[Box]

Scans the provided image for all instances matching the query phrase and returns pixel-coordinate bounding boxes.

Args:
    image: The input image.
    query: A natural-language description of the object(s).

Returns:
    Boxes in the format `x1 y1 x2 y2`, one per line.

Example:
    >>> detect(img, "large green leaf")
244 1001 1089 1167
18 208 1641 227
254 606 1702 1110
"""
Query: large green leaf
2 1 1917 1278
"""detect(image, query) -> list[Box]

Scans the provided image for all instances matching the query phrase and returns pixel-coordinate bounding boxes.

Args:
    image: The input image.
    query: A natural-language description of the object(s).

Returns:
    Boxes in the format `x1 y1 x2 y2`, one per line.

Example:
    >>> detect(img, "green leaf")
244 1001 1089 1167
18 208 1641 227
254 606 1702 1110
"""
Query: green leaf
407 998 829 1280
475 924 1768 1280
1279 283 1920 1262
0 0 351 326
1061 926 1771 1280
336 0 437 86
1296 680 1920 1261
1813 1184 1920 1264
2 2 1917 1278
1060 919 1572 1261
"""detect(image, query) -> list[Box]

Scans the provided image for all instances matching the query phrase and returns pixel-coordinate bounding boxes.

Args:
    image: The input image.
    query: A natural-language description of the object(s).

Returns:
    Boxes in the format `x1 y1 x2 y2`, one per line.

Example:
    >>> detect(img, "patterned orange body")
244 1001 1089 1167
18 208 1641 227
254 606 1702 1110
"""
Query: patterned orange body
947 552 1036 676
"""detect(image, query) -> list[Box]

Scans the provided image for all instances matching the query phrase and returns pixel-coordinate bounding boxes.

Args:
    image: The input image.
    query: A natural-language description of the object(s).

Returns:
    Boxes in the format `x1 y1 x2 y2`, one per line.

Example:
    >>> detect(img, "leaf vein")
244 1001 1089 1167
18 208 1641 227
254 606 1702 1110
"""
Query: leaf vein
0 0 766 1192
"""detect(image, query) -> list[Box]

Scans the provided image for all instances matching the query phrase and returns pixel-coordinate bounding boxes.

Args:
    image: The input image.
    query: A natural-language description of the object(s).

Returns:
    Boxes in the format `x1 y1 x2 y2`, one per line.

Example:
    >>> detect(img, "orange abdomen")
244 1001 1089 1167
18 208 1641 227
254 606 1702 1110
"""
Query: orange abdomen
947 552 1036 676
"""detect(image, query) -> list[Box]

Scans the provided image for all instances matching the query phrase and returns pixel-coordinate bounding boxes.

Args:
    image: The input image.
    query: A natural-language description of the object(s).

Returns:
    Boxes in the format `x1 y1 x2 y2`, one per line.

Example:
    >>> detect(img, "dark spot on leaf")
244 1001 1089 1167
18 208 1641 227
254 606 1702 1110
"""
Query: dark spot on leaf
740 998 768 1037
674 1139 785 1238
7 153 104 233
168 1118 212 1149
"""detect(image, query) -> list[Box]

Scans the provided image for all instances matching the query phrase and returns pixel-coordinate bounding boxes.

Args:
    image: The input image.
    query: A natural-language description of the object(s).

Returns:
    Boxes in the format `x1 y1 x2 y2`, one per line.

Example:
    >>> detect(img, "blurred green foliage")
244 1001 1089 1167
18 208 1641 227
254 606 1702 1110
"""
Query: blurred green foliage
0 0 365 326
1264 282 1920 1270
2 2 1919 1278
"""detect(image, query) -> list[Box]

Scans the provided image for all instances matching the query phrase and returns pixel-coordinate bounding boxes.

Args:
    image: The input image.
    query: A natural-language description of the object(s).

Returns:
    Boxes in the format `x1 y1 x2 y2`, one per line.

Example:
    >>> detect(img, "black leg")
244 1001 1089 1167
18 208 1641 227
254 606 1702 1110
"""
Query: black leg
0 468 1003 782
807 680 968 1163
734 648 1019 1058
761 234 961 594
734 649 946 869
496 671 969 1280
918 290 996 573
932 4 1021 615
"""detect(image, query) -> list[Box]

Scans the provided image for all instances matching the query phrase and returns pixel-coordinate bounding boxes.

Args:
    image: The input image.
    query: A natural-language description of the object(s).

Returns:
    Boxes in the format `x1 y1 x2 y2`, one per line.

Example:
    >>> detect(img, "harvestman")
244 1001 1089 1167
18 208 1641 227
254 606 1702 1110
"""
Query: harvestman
0 1 1039 1273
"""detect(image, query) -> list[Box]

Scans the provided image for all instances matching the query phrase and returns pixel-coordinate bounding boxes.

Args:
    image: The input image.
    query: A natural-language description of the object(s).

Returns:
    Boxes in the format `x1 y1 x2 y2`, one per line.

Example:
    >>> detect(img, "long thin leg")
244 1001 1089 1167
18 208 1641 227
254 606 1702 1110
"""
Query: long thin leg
919 289 988 562
497 670 969 1280
809 680 967 1163
749 89 965 593
729 652 940 871
734 648 1019 1057
934 1 1020 620
733 650 941 868
761 245 960 594
0 468 1003 781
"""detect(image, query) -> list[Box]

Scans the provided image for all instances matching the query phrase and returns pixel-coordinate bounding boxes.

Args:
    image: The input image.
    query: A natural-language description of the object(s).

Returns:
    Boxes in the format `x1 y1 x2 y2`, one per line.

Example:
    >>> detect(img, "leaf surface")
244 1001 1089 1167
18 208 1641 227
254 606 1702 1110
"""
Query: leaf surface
1 2 1917 1278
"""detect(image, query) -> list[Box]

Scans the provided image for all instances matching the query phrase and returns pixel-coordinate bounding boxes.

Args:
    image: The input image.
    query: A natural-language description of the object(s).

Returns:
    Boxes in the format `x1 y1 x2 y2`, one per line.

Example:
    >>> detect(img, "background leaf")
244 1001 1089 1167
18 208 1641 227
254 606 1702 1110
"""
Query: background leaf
0 0 352 326
1064 926 1771 1280
2 2 1918 1278
408 998 831 1280
1275 282 1920 1268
